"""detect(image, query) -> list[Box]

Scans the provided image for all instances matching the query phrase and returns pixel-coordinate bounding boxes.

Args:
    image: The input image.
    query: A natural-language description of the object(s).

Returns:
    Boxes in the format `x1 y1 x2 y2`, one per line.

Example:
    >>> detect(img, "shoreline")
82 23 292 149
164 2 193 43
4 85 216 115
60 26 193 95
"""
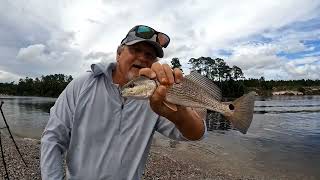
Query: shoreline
252 87 320 96
1 87 320 99
0 133 318 180
0 135 41 179
0 134 245 180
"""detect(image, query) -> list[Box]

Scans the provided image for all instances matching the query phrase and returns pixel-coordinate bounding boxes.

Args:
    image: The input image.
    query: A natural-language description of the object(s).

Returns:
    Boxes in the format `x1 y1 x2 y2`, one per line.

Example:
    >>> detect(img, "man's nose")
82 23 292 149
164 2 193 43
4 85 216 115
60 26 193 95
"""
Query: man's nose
136 52 148 62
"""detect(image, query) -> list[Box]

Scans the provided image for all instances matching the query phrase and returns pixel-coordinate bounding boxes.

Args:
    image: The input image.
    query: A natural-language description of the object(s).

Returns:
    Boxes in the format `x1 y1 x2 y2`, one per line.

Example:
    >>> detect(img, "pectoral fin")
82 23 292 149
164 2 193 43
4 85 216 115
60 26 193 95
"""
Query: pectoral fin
163 101 178 111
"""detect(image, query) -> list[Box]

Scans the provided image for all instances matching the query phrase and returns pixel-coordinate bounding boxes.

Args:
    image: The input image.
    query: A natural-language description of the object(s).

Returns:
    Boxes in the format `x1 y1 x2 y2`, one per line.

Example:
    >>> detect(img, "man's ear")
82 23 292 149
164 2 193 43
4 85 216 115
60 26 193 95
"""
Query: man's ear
116 46 123 61
116 53 120 62
117 45 124 55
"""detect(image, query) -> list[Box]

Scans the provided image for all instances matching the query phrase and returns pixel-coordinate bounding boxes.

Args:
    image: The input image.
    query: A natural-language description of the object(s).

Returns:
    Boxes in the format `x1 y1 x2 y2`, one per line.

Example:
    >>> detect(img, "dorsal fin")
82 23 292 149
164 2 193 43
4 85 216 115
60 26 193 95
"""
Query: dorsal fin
185 71 222 100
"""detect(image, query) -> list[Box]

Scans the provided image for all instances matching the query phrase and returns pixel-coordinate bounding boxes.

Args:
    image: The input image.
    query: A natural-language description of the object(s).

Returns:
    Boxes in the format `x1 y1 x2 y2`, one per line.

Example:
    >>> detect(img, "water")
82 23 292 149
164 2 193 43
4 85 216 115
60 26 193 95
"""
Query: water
155 95 320 179
203 95 320 179
0 96 56 139
243 95 320 178
0 95 319 178
251 95 320 161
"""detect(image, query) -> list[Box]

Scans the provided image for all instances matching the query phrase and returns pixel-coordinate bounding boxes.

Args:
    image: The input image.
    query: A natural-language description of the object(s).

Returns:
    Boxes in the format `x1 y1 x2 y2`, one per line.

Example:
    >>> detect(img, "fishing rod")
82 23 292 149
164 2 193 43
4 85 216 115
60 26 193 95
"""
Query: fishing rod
0 101 28 167
0 129 10 179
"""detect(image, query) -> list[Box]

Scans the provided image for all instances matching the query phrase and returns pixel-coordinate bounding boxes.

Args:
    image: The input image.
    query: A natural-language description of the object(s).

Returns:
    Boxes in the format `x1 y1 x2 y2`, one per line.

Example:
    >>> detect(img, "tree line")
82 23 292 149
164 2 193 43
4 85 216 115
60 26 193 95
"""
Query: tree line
1 58 319 132
173 57 247 98
172 57 320 97
0 74 73 97
0 57 319 98
172 56 320 131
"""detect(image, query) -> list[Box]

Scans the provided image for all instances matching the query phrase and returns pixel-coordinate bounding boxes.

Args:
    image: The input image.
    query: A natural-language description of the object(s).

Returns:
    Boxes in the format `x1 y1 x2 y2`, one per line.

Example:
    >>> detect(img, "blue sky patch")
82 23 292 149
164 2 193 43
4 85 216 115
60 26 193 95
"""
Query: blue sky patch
217 49 233 57
277 39 320 59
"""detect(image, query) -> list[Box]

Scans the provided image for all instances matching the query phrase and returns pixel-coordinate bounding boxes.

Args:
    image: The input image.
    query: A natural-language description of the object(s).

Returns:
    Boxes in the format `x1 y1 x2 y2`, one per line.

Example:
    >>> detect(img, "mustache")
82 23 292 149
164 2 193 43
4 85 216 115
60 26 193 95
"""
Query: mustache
132 61 148 69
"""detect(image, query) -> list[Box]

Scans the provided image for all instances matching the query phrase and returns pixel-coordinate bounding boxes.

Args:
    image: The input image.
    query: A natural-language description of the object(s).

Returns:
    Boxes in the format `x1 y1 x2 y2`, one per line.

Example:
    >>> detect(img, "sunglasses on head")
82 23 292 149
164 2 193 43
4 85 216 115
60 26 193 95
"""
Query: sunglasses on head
132 25 170 48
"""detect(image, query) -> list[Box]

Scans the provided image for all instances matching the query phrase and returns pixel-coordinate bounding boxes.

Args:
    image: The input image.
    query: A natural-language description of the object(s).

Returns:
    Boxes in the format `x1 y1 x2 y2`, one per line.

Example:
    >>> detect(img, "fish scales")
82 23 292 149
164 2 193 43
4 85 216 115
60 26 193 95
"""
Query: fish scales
166 78 222 111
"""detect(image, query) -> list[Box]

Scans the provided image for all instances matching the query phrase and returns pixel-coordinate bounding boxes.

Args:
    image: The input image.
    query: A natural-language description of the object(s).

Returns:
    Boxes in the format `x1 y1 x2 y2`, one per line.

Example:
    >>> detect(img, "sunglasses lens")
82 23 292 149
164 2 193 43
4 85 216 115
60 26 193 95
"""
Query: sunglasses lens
136 26 154 39
157 33 170 48
133 25 170 48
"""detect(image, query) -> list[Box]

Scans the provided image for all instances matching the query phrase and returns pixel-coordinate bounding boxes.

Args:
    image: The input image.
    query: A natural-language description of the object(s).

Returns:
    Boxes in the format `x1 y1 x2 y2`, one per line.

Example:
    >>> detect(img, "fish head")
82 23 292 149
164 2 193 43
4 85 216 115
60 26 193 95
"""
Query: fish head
121 76 157 99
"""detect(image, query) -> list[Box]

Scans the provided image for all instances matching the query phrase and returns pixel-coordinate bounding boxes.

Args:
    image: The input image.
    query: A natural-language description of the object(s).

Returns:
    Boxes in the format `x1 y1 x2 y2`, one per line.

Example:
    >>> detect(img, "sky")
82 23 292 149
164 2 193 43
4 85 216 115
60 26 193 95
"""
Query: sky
1 0 320 82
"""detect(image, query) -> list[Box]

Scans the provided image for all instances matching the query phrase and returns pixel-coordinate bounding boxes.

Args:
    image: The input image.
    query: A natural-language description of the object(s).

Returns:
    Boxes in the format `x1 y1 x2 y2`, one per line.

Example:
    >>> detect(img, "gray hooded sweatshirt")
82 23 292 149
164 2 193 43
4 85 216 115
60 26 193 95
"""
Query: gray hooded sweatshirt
40 61 206 180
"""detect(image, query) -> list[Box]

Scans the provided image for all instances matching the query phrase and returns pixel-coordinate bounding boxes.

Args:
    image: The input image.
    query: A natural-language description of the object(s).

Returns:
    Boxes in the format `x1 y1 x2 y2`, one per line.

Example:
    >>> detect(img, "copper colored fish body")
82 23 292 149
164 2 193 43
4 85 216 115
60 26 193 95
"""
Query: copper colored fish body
121 72 255 134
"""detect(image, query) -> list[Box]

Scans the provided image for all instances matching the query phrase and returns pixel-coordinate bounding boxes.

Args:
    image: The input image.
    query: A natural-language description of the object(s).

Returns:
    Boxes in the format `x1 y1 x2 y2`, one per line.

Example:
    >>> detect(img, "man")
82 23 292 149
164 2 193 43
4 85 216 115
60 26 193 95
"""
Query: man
41 25 207 180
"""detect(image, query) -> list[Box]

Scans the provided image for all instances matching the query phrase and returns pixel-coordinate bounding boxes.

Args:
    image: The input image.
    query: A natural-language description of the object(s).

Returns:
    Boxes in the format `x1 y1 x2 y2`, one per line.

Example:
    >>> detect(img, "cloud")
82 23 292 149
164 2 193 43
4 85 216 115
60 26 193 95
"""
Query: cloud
82 51 115 69
221 16 320 80
85 51 113 60
17 44 46 63
87 19 107 26
0 70 22 83
13 30 85 78
1 0 320 82
225 40 320 80
284 57 320 79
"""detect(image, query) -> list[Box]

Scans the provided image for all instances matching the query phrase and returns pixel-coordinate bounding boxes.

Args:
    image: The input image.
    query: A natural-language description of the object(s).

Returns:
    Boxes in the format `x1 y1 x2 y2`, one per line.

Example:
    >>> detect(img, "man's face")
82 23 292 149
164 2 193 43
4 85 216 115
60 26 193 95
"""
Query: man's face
116 42 158 82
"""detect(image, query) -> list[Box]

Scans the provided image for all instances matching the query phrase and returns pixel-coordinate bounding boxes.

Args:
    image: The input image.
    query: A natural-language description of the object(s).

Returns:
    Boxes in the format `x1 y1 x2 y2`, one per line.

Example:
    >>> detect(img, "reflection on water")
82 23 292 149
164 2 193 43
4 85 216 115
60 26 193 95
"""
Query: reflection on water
159 95 320 178
0 96 56 139
231 95 320 178
254 96 320 114
206 111 232 131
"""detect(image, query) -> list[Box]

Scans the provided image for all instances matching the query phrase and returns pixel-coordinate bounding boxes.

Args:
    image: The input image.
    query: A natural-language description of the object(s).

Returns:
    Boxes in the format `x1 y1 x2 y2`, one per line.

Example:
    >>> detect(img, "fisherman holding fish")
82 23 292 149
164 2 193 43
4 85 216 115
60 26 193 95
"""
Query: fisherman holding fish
40 25 255 180
40 25 206 180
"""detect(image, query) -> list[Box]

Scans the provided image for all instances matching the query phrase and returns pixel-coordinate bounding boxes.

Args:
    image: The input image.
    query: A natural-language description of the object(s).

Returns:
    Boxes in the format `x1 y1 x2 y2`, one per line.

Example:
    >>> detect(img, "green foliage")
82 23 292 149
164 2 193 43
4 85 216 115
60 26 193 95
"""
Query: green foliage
170 57 183 72
188 57 244 82
220 80 245 98
243 78 320 88
188 57 245 97
187 56 320 131
297 86 305 93
0 82 16 95
188 57 320 97
0 74 73 97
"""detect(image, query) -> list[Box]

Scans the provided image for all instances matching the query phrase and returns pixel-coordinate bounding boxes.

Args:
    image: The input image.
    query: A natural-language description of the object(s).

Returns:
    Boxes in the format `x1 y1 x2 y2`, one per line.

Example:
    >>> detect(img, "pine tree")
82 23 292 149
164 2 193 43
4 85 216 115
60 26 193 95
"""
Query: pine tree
171 57 183 72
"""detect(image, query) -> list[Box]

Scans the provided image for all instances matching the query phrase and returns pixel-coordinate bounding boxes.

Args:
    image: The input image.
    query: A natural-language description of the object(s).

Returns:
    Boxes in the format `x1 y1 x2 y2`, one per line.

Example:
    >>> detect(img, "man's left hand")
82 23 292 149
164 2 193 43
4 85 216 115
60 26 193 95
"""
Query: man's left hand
139 62 183 118
139 63 205 140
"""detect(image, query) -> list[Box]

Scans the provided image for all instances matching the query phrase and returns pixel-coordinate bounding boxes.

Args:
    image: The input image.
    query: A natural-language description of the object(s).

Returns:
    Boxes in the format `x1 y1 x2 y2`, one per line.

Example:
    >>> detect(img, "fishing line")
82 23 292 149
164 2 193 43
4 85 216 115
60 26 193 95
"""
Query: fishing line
0 101 28 179
0 129 10 180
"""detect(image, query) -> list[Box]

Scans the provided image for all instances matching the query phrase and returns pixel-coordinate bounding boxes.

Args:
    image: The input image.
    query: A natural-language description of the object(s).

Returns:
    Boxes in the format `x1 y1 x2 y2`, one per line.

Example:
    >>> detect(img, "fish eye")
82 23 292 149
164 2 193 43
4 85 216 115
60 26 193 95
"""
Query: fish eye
128 83 135 88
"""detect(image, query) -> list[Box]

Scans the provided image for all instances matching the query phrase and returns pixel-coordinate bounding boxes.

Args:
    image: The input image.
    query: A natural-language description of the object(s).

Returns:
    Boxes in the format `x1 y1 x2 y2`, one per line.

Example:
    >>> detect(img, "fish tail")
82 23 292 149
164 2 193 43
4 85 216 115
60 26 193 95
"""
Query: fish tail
225 92 256 134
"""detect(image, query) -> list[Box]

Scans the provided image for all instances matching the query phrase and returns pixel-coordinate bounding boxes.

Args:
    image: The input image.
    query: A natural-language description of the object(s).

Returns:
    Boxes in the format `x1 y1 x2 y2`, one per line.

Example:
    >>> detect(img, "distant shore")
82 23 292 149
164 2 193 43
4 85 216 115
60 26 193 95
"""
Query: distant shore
1 87 320 100
249 86 320 96
271 87 320 95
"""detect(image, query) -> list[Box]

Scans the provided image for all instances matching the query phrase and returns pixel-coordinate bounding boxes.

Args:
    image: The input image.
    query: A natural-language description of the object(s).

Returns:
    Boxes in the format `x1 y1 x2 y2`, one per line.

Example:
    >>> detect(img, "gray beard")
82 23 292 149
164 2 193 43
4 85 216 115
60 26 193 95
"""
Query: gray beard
126 70 138 82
